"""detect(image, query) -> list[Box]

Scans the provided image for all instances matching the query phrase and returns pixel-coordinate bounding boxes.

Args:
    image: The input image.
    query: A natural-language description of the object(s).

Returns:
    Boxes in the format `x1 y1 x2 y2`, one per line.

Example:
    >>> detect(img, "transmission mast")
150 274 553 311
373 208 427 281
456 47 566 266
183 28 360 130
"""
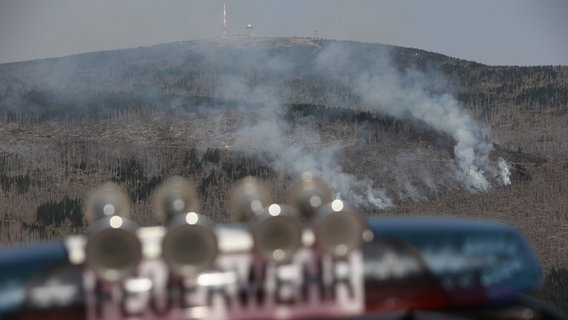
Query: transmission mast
223 0 227 38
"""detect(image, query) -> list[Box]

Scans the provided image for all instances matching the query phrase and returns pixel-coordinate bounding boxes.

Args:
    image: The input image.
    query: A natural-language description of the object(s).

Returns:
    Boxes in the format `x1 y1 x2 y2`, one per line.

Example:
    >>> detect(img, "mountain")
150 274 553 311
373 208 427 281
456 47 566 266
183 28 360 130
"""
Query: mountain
0 37 567 273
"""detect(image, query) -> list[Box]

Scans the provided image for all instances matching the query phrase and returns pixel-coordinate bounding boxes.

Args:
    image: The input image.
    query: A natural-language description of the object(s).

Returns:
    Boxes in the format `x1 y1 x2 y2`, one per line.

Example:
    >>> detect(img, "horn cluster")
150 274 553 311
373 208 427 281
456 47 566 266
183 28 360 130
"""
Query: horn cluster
84 173 365 281
84 183 142 282
154 177 218 278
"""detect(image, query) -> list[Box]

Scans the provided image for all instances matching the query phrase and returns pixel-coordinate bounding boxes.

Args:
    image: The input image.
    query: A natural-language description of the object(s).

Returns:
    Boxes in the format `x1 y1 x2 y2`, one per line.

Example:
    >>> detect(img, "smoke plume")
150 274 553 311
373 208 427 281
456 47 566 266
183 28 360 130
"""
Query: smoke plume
230 103 393 209
2 38 512 210
194 38 508 209
209 60 394 209
314 42 507 192
199 39 510 209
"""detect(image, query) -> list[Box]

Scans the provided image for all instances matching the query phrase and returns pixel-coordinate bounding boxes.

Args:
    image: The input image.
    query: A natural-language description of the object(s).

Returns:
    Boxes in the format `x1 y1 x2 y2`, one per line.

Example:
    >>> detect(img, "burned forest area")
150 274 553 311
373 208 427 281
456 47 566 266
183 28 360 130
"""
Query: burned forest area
1 37 568 310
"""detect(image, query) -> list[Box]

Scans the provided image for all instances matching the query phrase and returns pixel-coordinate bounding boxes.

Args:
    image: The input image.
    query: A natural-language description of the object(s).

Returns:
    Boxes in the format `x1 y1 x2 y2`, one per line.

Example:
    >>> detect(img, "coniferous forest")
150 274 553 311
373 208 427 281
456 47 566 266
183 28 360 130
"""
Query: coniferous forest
1 37 567 313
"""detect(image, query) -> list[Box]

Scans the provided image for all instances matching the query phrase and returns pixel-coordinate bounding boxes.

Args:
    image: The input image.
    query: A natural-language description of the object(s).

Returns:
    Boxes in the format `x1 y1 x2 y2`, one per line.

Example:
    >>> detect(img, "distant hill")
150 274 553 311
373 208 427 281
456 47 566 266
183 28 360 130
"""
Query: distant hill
0 37 567 273
2 37 566 157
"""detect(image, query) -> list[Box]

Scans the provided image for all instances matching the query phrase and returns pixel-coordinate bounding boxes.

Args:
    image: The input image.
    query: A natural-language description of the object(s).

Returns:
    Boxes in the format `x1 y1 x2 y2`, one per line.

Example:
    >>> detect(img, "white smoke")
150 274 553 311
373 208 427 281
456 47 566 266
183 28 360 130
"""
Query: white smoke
230 103 393 209
193 42 396 209
203 40 510 209
498 157 512 186
315 42 498 192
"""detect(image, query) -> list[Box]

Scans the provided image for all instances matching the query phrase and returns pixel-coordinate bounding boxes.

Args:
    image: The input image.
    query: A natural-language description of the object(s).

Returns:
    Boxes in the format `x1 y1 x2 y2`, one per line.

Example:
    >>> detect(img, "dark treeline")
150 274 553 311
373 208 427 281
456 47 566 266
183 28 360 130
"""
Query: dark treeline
0 91 219 123
0 174 31 194
35 196 83 228
1 38 566 125
533 268 568 315
111 158 163 203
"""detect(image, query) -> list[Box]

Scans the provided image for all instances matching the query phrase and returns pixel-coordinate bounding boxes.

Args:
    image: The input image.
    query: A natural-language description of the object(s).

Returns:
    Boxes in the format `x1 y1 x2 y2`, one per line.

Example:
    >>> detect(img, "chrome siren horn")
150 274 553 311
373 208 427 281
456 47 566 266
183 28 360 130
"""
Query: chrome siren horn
287 172 333 220
84 183 142 282
313 200 365 258
161 212 218 277
252 204 303 264
153 176 200 223
85 182 132 223
155 177 217 277
229 176 273 222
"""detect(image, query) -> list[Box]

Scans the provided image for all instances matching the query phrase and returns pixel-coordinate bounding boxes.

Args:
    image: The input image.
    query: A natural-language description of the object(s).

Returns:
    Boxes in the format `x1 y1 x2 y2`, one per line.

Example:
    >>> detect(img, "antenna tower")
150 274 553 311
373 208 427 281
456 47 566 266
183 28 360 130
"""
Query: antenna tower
223 0 227 38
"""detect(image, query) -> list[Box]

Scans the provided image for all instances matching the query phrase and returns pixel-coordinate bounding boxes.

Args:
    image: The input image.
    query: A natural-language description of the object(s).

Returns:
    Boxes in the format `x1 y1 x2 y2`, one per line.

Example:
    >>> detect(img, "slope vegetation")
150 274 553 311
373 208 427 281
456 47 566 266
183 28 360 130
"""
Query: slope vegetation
0 37 567 271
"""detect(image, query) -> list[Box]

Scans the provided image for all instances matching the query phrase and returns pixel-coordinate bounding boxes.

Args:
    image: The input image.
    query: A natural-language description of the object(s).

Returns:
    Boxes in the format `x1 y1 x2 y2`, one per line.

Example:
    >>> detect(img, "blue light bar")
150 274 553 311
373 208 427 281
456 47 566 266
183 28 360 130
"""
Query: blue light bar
0 241 68 315
366 217 543 305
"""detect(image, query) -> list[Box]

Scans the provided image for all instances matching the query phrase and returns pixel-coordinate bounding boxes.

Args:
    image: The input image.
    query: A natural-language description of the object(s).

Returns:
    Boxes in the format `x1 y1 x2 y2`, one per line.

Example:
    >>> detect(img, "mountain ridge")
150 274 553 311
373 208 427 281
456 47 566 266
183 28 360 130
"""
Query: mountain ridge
0 37 567 273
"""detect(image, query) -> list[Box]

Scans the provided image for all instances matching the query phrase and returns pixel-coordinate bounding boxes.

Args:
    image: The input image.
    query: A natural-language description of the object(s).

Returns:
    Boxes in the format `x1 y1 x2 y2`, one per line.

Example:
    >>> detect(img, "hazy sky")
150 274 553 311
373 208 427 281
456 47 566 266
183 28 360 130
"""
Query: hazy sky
1 0 567 66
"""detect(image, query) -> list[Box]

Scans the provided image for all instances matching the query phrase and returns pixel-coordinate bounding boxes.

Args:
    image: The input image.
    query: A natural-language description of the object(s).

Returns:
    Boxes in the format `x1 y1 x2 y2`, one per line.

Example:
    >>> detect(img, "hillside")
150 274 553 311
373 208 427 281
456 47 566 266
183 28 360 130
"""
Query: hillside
0 37 567 272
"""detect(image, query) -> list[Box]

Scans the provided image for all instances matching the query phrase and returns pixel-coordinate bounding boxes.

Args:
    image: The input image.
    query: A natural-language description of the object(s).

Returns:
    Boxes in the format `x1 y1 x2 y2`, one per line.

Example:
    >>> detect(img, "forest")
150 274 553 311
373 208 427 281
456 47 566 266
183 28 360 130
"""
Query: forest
0 37 567 313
